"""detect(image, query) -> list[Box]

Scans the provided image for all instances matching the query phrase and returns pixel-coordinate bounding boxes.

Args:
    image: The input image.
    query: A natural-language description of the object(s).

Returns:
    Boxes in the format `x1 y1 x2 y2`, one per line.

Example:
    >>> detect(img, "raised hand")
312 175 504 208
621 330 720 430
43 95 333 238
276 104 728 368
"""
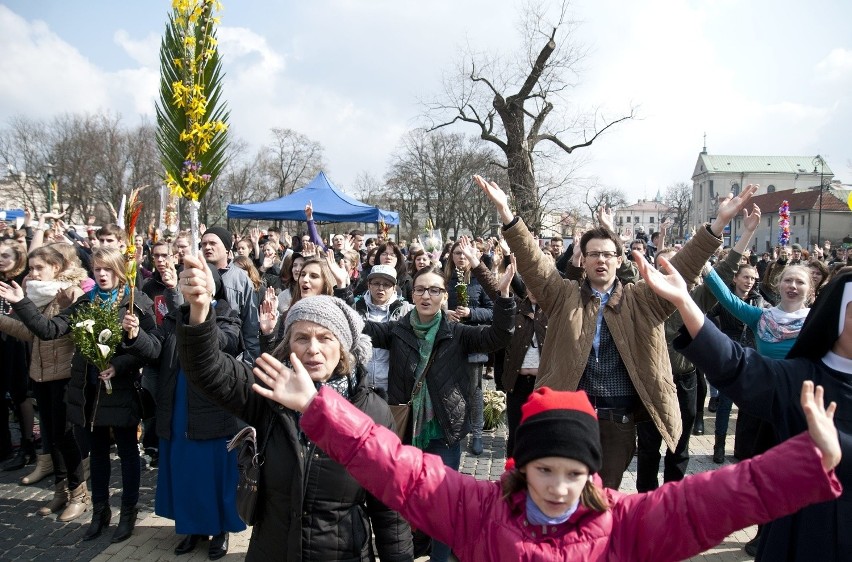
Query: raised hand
633 251 689 306
301 241 317 258
259 287 279 335
742 204 762 232
497 260 516 297
457 236 480 269
0 281 25 303
801 380 840 471
304 201 314 221
326 249 350 287
179 254 216 324
473 175 513 224
252 352 317 412
597 206 614 231
711 184 759 236
250 227 260 245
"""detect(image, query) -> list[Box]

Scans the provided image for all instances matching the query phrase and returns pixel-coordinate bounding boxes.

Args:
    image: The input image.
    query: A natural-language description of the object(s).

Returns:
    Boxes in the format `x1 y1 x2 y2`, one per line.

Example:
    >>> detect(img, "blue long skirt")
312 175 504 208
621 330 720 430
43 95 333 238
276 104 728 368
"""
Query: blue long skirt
155 369 245 535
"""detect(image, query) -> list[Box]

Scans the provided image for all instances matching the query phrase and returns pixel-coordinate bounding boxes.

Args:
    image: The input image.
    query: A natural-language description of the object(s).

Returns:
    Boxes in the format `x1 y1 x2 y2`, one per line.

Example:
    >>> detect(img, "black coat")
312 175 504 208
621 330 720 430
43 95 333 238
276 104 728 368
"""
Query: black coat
675 319 852 562
13 289 155 428
176 307 412 562
124 299 243 440
365 297 515 446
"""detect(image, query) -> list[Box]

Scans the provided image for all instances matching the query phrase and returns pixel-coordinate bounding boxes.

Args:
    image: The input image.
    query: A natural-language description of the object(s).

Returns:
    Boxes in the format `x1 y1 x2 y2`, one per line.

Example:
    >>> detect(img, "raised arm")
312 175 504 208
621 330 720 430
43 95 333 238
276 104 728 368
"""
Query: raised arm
702 269 763 329
252 357 491 551
473 176 574 317
304 201 328 251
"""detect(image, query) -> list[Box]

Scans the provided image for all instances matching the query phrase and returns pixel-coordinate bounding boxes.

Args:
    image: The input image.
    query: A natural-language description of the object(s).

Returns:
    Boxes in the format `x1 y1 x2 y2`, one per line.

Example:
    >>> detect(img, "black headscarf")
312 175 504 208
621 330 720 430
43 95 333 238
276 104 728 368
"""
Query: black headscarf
786 270 852 361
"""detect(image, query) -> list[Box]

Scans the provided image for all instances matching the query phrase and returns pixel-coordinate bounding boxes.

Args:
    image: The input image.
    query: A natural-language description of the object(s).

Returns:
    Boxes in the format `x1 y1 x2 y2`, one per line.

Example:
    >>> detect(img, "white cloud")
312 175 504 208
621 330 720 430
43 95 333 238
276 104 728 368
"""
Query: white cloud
815 48 852 82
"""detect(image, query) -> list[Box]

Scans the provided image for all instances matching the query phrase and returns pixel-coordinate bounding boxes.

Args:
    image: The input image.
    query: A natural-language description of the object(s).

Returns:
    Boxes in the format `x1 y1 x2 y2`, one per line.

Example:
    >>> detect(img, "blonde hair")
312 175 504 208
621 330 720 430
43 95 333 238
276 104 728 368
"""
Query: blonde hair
91 247 127 286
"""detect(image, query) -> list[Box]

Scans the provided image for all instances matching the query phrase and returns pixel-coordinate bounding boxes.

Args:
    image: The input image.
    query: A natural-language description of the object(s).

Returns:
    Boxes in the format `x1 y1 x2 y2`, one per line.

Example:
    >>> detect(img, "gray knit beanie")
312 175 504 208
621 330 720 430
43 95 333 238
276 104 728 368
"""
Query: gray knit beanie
282 295 373 367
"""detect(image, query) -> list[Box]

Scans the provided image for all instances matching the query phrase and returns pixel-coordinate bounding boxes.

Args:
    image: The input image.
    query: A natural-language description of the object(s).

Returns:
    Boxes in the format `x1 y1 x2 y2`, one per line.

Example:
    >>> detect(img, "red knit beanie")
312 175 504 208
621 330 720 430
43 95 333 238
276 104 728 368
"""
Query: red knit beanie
513 387 602 473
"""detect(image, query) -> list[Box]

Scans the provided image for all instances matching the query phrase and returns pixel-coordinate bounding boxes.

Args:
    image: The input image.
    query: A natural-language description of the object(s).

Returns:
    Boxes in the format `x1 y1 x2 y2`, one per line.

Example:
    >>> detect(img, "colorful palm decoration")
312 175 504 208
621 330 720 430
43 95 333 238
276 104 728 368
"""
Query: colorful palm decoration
123 187 144 311
156 0 229 250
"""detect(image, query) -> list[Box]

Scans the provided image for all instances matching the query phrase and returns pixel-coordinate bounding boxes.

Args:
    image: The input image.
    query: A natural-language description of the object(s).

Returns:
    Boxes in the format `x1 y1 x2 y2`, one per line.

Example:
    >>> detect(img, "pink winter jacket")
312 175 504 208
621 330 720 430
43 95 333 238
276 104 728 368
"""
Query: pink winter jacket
301 387 842 562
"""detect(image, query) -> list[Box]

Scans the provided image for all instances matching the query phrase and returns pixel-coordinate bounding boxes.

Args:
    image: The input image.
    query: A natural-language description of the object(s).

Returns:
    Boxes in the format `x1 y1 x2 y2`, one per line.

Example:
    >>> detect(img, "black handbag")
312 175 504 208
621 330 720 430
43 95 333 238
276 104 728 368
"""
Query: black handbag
227 416 275 525
133 379 156 420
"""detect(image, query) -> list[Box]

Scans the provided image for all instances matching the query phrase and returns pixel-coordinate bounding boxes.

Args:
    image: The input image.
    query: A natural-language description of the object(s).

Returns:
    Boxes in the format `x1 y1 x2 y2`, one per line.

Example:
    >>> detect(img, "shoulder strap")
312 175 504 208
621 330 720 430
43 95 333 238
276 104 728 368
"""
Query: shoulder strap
258 412 277 456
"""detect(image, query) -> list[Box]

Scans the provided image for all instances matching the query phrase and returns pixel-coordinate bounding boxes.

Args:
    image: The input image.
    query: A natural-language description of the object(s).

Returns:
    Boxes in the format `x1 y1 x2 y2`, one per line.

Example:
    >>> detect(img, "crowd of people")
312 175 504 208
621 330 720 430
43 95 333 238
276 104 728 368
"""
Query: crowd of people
0 184 849 561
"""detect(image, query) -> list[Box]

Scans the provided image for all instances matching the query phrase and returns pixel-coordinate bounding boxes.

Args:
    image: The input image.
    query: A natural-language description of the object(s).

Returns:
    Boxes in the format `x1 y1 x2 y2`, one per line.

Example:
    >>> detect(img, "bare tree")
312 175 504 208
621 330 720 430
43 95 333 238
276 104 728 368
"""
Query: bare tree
383 129 500 240
584 183 627 221
664 181 692 240
427 1 634 232
262 128 325 197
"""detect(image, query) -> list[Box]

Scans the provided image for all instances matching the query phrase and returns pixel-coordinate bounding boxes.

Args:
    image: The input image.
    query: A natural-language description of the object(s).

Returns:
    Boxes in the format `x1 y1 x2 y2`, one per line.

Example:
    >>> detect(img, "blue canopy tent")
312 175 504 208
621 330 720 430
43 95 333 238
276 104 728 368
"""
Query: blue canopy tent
227 171 399 225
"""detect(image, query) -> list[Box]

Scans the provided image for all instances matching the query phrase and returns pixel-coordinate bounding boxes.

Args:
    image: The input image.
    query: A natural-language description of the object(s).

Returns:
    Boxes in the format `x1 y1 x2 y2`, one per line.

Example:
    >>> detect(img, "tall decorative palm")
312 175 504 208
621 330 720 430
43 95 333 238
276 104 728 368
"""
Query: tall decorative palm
156 0 229 254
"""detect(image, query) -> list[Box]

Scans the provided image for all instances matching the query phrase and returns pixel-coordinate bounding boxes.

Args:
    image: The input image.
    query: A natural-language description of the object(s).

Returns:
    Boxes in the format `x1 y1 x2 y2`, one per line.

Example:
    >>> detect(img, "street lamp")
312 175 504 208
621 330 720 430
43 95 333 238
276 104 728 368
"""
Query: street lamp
813 155 825 245
44 162 55 213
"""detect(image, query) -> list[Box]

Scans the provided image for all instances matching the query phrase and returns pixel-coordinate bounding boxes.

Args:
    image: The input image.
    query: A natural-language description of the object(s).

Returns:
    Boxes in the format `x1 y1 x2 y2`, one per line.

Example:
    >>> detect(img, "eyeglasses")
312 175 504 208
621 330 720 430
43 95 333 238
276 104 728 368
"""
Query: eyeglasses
152 253 170 260
585 251 619 260
412 286 446 297
369 281 394 290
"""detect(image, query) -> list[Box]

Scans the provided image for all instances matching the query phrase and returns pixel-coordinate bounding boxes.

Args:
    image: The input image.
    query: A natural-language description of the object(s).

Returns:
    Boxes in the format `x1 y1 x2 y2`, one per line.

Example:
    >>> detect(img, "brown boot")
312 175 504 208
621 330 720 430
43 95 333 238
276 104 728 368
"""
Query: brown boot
37 480 68 516
21 454 54 485
58 482 91 522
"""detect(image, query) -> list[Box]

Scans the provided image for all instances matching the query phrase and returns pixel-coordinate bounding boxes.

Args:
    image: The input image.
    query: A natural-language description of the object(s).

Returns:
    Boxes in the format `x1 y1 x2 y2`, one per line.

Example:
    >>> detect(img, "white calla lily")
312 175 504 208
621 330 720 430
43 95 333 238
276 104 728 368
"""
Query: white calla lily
98 329 112 344
76 319 96 334
97 343 111 358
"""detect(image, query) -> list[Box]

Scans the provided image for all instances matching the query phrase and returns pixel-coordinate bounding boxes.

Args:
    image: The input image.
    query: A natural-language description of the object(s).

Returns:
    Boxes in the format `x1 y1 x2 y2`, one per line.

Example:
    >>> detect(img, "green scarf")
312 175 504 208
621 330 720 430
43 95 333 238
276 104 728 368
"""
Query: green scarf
409 308 443 449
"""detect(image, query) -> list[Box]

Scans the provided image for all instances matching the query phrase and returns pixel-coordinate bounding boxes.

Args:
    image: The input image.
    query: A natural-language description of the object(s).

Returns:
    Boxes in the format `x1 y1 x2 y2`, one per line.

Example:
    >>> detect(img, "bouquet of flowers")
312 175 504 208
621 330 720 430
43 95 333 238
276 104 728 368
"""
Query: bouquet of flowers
418 218 443 254
70 301 123 394
482 389 507 431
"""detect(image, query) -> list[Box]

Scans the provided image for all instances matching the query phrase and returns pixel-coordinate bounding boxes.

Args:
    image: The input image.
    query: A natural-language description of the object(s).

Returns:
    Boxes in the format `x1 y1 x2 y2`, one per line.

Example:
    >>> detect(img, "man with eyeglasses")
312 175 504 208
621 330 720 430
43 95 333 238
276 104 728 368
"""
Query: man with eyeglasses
475 174 758 489
353 265 414 393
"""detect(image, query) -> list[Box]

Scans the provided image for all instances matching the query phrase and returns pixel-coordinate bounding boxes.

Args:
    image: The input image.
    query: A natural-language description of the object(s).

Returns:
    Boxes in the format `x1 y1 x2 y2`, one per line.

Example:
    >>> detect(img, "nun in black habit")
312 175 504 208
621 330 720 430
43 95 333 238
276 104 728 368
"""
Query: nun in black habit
671 270 851 561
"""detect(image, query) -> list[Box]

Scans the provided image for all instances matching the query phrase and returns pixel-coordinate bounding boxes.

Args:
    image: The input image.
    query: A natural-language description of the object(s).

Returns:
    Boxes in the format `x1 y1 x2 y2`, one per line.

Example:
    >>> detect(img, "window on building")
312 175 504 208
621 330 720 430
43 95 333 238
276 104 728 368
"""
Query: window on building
649 216 655 224
708 180 714 197
626 216 631 223
731 182 740 195
767 184 776 193
618 217 623 226
698 183 703 202
634 216 639 224
792 216 796 226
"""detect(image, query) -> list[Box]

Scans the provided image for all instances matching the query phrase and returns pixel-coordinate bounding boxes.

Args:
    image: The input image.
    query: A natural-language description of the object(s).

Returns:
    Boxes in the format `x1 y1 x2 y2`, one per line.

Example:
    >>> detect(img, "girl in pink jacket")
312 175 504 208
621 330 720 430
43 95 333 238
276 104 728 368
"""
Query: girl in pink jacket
247 352 841 561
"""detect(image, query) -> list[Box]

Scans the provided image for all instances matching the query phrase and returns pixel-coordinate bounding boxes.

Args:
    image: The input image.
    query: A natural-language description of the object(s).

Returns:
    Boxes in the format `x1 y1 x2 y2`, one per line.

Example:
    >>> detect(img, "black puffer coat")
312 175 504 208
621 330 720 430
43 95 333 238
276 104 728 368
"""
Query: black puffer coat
13 289 155 428
365 297 515 446
176 307 412 562
124 299 242 440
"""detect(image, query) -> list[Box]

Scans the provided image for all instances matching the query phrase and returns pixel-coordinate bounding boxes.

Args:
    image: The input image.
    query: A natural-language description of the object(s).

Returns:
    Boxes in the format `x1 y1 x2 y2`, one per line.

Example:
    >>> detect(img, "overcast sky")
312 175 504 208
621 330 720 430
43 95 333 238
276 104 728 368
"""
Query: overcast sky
1 0 850 207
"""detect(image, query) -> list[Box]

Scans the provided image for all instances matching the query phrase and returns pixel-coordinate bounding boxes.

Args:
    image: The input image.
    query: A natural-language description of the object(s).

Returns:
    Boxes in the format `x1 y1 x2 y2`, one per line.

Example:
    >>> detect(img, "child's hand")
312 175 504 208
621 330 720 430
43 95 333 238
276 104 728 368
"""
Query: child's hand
801 380 840 471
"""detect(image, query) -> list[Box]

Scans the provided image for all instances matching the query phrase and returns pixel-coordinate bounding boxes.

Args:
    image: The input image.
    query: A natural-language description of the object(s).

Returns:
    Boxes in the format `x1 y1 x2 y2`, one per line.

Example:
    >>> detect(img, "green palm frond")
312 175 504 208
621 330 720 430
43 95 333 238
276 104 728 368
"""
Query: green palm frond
156 1 229 202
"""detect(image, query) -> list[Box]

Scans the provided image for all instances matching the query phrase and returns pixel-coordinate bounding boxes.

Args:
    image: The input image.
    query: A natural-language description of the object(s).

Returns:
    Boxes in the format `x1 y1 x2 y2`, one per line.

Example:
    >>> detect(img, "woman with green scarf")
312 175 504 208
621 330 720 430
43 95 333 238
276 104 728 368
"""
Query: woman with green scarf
363 264 516 562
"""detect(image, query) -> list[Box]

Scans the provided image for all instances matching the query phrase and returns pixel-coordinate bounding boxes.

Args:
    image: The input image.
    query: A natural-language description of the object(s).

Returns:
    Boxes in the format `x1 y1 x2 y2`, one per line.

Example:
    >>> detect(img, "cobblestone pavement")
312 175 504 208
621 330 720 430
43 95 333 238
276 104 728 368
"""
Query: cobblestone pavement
1 390 756 561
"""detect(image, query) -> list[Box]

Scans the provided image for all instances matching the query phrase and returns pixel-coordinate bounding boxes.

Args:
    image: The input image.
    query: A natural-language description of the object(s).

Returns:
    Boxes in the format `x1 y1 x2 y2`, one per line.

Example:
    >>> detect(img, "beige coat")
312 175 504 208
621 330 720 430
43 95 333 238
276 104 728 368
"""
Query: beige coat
0 283 83 384
503 220 722 450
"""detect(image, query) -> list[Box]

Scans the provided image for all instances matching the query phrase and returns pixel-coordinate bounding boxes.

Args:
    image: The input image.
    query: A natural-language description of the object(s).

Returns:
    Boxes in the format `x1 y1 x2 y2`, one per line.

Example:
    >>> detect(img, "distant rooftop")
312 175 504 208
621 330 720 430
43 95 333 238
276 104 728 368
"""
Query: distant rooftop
749 188 849 213
695 155 834 176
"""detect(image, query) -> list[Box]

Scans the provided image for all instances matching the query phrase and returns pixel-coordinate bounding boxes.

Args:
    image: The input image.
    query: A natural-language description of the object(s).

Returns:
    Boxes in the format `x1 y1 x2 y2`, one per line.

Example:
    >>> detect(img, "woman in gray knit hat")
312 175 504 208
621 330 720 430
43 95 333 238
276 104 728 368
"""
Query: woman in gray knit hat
174 254 412 561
